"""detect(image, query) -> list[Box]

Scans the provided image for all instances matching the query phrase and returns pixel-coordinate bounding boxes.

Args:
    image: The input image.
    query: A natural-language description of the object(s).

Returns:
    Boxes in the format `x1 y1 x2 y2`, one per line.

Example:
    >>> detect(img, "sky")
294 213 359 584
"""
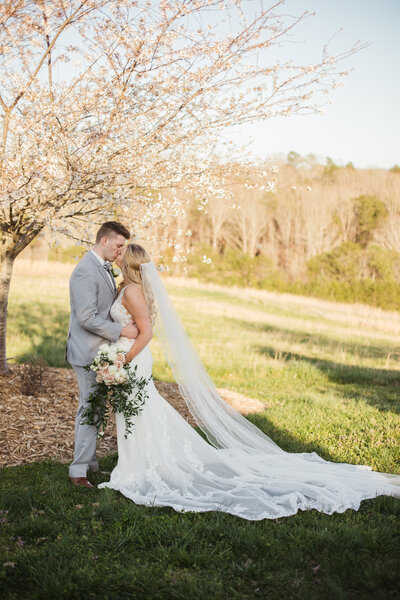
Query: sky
228 0 400 169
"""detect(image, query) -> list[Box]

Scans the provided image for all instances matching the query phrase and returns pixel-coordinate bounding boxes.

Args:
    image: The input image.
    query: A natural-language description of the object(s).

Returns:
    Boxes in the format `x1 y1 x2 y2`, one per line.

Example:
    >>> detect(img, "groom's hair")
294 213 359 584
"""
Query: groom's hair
96 221 131 243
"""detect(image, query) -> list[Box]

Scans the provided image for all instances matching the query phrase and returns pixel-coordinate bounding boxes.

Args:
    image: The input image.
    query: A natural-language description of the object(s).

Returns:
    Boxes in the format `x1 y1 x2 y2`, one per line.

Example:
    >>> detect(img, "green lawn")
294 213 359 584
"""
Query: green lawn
1 261 400 599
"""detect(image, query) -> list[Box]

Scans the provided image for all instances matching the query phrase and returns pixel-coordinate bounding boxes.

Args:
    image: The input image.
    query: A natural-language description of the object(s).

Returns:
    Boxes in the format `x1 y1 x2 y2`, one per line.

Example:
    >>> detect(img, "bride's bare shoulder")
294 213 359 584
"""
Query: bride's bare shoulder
123 283 145 303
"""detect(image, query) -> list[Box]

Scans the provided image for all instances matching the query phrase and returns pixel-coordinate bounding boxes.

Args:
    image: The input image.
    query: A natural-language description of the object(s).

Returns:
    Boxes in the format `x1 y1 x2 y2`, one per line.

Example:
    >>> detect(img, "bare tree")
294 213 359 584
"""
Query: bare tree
230 190 270 256
374 198 400 253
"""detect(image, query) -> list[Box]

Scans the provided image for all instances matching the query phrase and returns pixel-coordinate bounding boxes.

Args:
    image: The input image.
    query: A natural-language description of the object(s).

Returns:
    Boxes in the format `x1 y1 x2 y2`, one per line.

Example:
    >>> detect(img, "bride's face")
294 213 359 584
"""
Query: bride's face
115 245 127 268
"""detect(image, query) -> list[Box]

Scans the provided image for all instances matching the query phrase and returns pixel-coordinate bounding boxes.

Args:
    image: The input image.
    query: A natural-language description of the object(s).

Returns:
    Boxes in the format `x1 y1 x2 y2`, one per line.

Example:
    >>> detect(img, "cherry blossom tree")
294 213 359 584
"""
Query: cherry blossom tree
0 0 366 372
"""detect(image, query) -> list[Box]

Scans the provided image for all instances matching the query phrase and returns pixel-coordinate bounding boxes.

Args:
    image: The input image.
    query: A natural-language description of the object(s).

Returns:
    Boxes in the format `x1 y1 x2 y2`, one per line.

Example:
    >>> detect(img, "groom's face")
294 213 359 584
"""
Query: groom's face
103 234 127 262
115 245 127 269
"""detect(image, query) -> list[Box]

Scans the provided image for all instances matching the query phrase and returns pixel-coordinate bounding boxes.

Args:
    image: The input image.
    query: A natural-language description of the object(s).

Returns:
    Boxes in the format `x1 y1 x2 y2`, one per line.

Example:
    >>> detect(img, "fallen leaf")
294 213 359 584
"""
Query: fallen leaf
312 565 320 575
36 537 48 545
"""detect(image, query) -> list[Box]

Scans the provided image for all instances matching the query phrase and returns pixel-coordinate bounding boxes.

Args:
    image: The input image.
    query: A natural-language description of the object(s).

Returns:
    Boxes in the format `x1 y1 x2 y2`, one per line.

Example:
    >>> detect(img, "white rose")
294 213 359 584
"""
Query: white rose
118 370 128 382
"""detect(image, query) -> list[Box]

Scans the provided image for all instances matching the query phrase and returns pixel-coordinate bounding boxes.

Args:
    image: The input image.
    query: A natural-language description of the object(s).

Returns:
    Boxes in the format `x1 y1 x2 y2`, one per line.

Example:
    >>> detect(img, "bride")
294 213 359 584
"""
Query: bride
98 243 400 520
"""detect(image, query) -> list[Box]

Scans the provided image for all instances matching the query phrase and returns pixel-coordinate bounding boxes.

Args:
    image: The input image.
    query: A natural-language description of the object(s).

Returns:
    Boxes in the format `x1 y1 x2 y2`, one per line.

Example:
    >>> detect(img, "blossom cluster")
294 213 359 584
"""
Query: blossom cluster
90 344 129 386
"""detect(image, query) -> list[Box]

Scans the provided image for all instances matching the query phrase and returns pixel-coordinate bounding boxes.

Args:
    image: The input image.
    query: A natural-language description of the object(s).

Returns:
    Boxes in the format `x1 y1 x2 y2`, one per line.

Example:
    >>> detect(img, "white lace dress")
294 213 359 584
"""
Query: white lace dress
98 289 400 520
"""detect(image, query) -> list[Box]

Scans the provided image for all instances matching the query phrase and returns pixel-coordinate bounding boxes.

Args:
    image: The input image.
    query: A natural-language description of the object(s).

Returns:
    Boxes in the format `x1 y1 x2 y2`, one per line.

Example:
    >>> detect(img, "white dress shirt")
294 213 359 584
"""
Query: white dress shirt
91 250 115 287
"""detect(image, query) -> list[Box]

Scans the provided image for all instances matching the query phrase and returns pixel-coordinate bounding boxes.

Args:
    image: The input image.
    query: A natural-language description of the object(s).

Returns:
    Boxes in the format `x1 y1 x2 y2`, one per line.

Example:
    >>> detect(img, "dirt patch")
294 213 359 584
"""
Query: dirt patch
0 365 265 468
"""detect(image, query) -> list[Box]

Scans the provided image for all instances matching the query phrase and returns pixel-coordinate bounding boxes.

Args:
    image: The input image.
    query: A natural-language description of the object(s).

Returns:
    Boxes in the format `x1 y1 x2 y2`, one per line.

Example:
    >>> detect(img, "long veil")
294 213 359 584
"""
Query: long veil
140 261 283 455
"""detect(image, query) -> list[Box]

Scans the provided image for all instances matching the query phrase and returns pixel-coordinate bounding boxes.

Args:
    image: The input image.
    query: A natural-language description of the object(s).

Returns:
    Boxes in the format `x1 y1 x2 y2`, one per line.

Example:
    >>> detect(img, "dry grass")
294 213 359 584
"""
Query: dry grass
13 259 400 336
167 276 400 350
13 257 75 278
9 260 400 373
168 275 400 329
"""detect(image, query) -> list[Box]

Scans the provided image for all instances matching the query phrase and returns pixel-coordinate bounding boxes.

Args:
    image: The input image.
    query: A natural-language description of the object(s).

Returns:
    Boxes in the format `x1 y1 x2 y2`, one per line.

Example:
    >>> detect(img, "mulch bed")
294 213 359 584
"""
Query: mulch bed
0 365 265 469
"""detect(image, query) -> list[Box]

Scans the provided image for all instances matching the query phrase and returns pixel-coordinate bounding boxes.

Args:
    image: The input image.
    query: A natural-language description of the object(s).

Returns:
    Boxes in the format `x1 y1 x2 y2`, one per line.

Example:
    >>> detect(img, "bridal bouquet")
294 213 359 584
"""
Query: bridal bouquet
81 343 151 438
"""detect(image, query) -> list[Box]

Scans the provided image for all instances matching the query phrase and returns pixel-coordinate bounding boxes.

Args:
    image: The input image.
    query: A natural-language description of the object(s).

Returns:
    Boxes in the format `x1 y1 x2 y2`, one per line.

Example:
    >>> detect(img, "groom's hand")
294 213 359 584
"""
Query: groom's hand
121 322 139 339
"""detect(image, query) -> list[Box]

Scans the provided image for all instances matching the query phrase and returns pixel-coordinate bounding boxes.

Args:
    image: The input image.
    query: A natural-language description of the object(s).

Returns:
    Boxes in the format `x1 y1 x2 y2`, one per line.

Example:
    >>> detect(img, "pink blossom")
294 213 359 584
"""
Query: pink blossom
103 374 115 386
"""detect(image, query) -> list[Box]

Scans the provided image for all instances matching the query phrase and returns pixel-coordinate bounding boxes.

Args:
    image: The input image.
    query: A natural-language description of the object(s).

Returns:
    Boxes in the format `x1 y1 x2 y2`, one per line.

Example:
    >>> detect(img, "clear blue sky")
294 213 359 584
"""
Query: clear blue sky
229 0 400 169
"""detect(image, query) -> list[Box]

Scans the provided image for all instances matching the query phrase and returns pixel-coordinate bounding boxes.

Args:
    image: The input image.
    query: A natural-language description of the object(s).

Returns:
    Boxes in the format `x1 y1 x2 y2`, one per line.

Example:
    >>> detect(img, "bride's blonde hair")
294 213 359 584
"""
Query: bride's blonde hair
119 243 157 324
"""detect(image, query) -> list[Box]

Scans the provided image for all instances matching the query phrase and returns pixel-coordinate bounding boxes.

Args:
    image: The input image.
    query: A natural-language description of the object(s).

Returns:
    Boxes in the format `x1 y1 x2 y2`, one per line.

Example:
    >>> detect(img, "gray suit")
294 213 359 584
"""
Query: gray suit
66 251 122 477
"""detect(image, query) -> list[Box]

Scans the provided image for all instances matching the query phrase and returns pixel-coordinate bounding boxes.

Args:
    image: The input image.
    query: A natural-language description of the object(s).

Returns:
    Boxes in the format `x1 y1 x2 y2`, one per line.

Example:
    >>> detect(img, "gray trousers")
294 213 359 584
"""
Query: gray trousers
69 365 99 478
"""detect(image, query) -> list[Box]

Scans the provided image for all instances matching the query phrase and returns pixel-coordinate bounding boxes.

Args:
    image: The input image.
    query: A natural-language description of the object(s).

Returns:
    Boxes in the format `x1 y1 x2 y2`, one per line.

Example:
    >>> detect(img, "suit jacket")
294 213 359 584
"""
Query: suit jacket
66 251 122 366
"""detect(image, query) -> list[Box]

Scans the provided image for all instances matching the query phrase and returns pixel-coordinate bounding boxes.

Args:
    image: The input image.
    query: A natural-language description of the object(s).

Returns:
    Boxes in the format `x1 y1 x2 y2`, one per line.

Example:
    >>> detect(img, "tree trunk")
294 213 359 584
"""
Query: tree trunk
0 252 15 374
212 229 220 251
0 228 41 375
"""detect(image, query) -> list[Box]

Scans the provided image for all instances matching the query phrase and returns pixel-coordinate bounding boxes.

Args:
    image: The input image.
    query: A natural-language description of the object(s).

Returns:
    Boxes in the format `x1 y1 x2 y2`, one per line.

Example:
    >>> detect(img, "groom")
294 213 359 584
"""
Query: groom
66 221 138 488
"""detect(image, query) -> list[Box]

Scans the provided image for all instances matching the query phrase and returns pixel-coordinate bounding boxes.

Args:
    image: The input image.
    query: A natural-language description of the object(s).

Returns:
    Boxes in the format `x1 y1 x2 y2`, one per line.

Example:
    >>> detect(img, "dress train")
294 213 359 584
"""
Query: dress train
98 289 400 520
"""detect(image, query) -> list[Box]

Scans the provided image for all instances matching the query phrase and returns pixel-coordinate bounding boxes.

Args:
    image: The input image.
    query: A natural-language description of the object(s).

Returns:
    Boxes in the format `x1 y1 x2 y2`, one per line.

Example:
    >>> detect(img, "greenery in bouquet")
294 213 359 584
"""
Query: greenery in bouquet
81 344 151 439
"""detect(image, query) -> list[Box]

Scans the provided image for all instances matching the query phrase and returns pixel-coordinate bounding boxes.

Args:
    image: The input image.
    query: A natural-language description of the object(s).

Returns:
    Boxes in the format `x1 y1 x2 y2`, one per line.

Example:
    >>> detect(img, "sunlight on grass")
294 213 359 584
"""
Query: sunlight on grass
7 260 400 474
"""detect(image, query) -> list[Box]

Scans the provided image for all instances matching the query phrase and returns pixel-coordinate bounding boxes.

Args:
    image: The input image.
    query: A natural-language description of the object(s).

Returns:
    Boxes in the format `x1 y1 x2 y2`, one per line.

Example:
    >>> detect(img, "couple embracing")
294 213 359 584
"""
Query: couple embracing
66 221 400 520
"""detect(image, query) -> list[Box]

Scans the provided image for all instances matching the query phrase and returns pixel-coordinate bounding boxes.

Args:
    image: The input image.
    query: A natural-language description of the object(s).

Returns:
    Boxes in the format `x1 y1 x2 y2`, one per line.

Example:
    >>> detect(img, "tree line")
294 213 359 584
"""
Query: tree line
143 157 400 309
40 157 400 309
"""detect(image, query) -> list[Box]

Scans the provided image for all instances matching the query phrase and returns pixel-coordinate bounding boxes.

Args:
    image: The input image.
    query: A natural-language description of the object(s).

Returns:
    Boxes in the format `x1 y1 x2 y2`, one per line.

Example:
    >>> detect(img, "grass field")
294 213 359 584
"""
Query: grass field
1 259 400 599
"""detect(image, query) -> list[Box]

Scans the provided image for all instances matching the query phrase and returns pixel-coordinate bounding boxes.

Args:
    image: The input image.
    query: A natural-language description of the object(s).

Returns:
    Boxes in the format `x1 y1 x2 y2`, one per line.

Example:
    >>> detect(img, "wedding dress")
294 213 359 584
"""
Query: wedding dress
98 265 400 520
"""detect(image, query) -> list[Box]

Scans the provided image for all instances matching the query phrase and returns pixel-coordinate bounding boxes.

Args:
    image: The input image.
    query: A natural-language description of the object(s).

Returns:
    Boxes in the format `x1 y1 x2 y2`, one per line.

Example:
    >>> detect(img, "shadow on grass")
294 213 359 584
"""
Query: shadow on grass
132 404 399 474
1 459 399 600
220 315 400 414
257 345 400 415
184 410 341 464
232 317 399 362
243 412 340 462
7 302 70 368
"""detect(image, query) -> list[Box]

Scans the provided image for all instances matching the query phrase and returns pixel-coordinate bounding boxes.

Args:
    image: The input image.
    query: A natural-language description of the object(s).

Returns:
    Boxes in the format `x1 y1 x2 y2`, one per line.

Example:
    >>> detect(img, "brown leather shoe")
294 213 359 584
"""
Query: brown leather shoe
69 476 94 488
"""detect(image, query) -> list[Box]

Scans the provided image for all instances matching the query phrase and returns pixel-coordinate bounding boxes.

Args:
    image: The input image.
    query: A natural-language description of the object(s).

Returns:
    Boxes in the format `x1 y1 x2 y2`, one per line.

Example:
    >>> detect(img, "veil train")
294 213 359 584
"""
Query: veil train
140 261 400 487
140 261 283 454
99 262 400 519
